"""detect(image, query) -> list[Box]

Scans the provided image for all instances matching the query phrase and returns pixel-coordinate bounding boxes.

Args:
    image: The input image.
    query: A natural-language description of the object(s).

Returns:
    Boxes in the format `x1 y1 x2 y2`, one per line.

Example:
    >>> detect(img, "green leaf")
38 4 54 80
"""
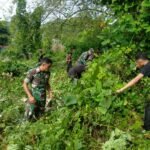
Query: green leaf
101 39 110 46
63 94 77 106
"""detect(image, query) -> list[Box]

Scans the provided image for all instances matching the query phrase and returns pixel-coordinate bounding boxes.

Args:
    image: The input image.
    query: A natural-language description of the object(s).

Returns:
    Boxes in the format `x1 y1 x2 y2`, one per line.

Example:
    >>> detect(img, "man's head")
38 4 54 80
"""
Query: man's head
135 52 149 68
88 48 94 55
39 57 53 71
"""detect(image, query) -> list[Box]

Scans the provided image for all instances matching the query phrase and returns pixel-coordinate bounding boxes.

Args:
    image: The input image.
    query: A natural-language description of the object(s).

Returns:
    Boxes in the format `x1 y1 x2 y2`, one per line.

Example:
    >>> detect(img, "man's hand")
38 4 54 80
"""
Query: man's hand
28 96 36 104
116 88 124 94
23 81 36 103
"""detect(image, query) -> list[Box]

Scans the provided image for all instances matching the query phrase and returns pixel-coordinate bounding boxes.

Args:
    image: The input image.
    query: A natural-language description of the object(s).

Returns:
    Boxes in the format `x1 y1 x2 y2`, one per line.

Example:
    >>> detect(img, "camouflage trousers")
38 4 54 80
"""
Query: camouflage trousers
24 87 46 120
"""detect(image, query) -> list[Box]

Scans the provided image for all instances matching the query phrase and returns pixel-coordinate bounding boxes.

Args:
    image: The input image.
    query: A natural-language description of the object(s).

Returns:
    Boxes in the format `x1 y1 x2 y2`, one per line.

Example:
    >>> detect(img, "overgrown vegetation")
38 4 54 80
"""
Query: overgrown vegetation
0 0 150 149
0 21 9 47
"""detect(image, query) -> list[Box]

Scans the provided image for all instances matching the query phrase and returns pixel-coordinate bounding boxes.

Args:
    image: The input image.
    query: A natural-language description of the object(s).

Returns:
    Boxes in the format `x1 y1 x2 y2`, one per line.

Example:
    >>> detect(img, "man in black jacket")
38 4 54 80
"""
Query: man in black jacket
116 52 150 130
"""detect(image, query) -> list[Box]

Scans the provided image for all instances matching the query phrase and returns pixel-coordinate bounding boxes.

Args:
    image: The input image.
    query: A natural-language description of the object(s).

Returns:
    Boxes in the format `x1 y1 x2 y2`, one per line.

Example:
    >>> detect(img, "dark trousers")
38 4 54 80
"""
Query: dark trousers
68 64 86 79
143 102 150 130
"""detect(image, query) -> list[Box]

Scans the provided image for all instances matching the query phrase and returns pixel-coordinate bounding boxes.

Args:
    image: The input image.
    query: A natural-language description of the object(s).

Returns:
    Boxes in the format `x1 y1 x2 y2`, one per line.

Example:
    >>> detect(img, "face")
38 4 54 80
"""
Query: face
41 63 52 71
136 59 145 68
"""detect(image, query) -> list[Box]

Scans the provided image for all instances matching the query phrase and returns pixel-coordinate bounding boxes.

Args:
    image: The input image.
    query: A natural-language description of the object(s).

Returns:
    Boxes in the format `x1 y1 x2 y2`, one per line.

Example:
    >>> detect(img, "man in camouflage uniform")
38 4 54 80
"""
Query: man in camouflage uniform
23 57 53 120
68 48 94 81
77 48 94 65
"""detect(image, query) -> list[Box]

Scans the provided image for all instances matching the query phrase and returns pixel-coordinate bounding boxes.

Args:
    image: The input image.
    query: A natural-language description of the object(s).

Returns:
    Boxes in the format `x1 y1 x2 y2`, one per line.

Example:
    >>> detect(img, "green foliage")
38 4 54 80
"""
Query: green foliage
1 0 150 149
10 0 29 57
0 21 9 46
0 61 29 77
29 6 43 50
0 47 150 149
63 0 150 56
102 128 132 150
10 0 43 59
63 94 77 106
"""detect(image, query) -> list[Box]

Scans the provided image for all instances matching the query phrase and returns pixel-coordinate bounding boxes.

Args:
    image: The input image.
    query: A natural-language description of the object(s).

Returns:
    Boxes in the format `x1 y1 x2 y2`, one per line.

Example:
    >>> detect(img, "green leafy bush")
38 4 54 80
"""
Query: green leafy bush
0 61 29 77
102 128 132 150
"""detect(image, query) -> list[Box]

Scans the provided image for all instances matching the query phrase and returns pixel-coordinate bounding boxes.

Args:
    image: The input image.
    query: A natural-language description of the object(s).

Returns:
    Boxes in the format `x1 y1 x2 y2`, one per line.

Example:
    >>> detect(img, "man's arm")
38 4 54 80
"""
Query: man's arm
116 73 144 93
23 81 35 103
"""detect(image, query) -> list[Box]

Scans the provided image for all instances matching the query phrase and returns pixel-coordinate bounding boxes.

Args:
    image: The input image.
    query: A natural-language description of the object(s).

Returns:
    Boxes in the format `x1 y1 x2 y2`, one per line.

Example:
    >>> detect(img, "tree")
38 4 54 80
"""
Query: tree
10 0 44 59
98 0 150 52
0 21 9 47
29 6 43 51
10 0 30 58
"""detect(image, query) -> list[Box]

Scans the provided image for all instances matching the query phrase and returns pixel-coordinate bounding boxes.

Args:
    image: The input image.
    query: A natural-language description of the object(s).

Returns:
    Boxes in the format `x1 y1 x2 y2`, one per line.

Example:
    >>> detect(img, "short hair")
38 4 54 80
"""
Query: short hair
40 57 53 65
135 52 149 60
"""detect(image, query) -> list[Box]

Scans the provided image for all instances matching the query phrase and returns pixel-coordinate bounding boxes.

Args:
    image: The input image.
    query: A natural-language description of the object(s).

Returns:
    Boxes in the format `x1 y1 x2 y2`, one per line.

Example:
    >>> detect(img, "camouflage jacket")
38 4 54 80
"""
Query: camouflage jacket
24 67 50 89
77 52 89 65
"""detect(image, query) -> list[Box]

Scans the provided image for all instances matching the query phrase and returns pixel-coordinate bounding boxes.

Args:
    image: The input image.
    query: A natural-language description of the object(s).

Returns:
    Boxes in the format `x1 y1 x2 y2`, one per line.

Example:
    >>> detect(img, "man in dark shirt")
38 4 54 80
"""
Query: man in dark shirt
116 52 150 130
140 62 150 77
